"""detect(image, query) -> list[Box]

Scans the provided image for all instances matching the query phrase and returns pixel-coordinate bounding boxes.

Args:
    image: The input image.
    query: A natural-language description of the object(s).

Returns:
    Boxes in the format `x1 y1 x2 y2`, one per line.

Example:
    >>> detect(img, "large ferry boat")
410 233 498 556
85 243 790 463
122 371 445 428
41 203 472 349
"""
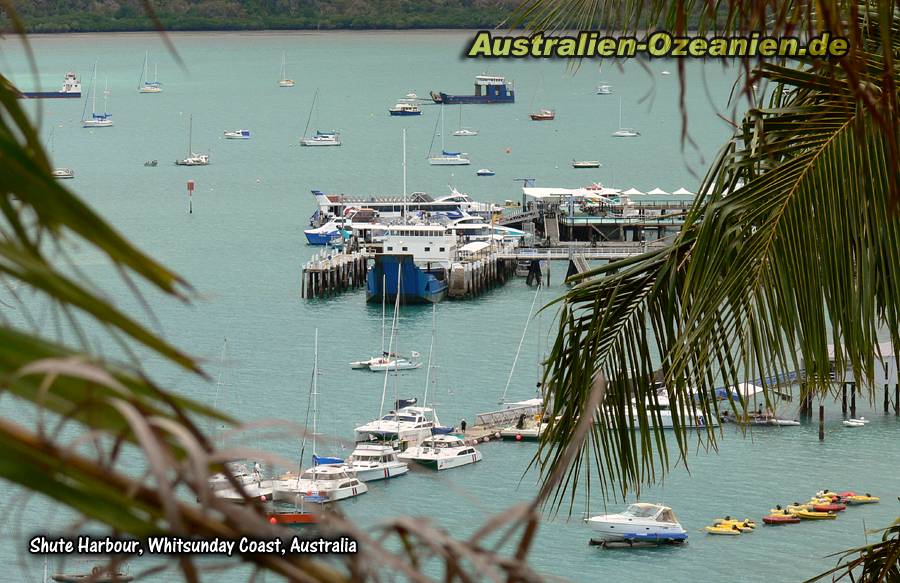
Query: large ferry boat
310 188 502 224
430 75 515 104
19 72 81 99
365 224 456 304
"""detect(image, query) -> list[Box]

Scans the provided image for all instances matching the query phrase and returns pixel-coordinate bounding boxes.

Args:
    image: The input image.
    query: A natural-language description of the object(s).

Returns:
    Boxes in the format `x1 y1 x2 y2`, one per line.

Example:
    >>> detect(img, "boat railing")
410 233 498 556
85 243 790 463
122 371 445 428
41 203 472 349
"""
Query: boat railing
474 403 543 429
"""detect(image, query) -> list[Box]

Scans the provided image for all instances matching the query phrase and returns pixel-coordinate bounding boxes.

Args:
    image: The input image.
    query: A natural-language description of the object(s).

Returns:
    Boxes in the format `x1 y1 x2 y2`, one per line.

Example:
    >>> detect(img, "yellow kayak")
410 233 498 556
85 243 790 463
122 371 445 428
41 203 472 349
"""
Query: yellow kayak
771 504 809 515
714 519 756 532
706 525 742 535
794 509 837 520
845 495 880 505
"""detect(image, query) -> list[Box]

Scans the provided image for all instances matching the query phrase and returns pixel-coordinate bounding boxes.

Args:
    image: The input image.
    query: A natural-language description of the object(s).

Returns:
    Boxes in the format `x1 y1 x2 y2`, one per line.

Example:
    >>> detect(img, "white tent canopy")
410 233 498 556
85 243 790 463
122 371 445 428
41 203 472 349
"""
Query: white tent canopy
647 187 669 195
622 187 644 195
671 187 694 195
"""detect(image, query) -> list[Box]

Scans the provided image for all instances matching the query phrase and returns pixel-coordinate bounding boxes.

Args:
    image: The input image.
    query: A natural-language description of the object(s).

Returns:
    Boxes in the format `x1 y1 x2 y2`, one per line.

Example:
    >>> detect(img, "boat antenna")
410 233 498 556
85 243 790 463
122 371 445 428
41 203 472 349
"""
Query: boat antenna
422 302 436 409
378 264 402 418
302 89 318 139
499 283 543 404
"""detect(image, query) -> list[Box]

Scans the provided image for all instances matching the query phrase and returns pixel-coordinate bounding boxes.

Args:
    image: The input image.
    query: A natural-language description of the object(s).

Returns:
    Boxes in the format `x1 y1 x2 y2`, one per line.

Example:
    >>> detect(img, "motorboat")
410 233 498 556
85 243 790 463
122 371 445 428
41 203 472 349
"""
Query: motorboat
354 405 439 443
453 128 478 136
213 479 274 502
327 443 409 482
389 102 422 116
397 434 482 470
572 160 601 169
499 411 548 441
207 461 263 492
529 108 555 121
612 128 641 138
52 168 75 179
585 503 687 541
272 465 366 504
843 419 866 427
405 92 419 99
661 70 672 75
144 160 158 167
368 352 422 371
627 385 719 429
476 168 495 176
300 130 341 146
304 220 346 245
224 129 251 139
596 84 612 95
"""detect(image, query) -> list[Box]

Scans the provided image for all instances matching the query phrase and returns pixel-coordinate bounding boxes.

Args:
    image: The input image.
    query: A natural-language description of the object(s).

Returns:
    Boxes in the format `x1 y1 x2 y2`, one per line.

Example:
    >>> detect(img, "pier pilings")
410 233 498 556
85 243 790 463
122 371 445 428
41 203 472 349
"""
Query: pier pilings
300 251 368 299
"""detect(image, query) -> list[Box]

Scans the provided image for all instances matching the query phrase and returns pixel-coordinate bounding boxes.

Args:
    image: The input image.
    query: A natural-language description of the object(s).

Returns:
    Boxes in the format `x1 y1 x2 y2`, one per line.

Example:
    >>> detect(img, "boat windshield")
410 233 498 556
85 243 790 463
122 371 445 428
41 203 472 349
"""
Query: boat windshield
622 504 660 518
381 414 419 422
300 471 341 481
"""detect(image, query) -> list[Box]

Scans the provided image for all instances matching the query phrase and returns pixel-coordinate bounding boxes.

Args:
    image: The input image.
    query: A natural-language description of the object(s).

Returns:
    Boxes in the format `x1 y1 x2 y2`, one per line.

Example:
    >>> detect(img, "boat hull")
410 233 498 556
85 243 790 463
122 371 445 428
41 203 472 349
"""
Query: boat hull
304 230 342 245
432 93 515 104
20 91 81 99
389 110 422 116
412 450 481 470
366 255 448 304
353 464 409 482
587 520 687 541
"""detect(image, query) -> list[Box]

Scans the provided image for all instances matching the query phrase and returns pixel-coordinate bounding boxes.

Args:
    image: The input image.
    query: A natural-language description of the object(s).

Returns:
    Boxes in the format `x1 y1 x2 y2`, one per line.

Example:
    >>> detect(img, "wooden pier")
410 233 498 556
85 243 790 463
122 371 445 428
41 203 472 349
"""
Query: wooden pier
448 253 517 299
300 250 368 299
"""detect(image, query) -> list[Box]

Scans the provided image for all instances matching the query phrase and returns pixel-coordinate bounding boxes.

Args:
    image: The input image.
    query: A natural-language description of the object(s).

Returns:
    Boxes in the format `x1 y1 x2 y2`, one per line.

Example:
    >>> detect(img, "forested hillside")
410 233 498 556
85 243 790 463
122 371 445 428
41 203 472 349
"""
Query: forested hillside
3 0 518 32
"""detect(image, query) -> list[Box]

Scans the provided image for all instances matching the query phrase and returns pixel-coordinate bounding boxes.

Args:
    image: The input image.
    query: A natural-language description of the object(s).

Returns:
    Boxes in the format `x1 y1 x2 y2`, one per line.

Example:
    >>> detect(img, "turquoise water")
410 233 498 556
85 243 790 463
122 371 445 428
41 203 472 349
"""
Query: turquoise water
1 31 898 582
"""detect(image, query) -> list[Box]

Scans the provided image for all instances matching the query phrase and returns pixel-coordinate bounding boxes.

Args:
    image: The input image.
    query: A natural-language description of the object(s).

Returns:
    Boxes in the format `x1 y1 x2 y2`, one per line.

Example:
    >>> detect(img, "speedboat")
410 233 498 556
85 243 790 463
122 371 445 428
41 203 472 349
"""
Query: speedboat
224 129 251 139
368 353 422 371
596 84 612 95
398 434 482 470
272 465 366 504
52 168 75 179
405 92 419 99
328 443 409 482
529 108 555 121
612 128 640 137
476 168 495 176
300 131 341 146
585 503 687 541
304 220 346 245
207 461 263 492
389 102 422 116
572 159 601 169
354 405 439 443
453 128 478 136
175 153 209 166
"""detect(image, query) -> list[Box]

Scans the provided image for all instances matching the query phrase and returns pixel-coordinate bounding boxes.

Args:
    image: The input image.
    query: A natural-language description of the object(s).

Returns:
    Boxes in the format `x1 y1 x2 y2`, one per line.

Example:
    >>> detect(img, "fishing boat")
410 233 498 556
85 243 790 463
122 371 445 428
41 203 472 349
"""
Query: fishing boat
572 160 601 169
137 51 162 93
273 331 367 504
431 75 515 104
278 51 295 87
224 129 251 139
300 89 341 146
476 168 495 176
325 443 409 482
398 434 482 470
530 108 555 121
81 65 113 128
19 71 81 99
52 168 75 179
596 84 612 95
451 105 478 135
389 102 422 116
175 114 209 166
429 105 470 165
611 97 640 137
585 503 687 541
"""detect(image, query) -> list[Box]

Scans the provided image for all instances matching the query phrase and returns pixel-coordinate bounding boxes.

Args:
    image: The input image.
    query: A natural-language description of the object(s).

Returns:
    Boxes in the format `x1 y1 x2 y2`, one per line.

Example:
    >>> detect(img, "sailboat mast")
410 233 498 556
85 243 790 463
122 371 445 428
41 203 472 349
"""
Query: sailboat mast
187 114 193 157
422 303 436 409
402 128 407 217
380 274 386 355
312 328 319 460
440 104 445 152
618 97 623 128
378 265 402 418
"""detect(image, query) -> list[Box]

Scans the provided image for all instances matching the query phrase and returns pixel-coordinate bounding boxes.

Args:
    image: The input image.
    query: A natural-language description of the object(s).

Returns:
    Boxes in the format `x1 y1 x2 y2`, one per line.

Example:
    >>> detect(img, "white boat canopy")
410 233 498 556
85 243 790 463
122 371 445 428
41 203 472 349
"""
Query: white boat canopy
647 187 669 195
523 187 626 204
622 187 644 195
671 187 694 195
459 240 492 254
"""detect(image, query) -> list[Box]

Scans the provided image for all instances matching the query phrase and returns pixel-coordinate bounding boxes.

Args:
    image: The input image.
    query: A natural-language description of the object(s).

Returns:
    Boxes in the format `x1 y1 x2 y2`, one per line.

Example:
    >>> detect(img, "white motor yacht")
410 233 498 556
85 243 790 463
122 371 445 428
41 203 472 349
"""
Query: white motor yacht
300 131 341 146
398 434 482 470
354 405 438 443
329 443 409 482
52 168 75 179
224 129 251 139
585 503 687 541
368 353 422 371
272 465 366 504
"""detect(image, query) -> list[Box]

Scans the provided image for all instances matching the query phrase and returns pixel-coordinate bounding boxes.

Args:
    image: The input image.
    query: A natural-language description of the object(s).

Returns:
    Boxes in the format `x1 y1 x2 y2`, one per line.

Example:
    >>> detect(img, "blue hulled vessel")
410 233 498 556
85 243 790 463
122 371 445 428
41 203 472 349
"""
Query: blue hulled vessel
431 75 515 104
19 72 82 99
365 224 455 304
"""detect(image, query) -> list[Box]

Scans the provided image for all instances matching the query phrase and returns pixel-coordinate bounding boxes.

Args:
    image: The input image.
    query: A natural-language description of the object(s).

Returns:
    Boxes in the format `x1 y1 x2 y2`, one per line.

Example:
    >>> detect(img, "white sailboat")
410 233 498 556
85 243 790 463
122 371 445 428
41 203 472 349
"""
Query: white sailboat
278 51 295 87
81 64 113 128
175 114 209 166
48 128 74 179
429 104 470 165
138 51 162 93
611 97 640 137
452 105 478 136
274 330 367 503
300 89 341 146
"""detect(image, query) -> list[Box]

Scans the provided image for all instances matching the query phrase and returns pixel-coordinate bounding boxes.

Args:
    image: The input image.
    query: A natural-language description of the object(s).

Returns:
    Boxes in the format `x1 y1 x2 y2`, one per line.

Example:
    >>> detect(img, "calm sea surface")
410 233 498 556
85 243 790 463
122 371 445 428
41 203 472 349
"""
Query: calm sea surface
1 30 898 583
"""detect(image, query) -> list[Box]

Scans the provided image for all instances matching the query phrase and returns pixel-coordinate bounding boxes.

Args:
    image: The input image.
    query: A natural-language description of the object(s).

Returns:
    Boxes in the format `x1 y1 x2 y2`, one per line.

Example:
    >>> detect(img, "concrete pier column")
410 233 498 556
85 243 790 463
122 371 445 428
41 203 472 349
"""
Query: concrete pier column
885 384 890 413
841 384 847 415
819 404 825 441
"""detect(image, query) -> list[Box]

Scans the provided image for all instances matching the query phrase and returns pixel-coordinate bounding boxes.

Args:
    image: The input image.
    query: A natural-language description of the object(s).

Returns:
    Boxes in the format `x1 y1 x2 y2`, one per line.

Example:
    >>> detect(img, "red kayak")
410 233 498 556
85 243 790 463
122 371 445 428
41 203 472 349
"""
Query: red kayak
764 514 801 524
812 503 846 512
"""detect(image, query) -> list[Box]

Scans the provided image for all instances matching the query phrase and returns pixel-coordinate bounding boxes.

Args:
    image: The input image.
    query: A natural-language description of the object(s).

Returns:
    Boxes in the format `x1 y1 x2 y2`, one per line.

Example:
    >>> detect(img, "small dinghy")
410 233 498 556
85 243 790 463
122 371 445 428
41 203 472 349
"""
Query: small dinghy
845 494 880 505
763 513 801 524
476 168 495 176
712 518 755 532
843 419 866 427
144 160 158 167
705 524 743 535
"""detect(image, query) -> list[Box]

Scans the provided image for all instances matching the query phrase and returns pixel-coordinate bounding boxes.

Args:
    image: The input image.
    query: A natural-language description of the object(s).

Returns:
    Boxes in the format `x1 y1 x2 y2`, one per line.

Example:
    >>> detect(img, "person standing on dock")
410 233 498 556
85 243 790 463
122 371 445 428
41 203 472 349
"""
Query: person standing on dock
460 419 467 432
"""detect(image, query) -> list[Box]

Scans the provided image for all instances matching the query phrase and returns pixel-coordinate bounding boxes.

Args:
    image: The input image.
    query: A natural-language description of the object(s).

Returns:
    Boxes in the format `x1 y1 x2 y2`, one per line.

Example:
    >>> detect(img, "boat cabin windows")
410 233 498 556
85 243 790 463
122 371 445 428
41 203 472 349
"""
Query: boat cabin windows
456 448 476 456
623 504 660 518
658 509 677 523
301 471 342 481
